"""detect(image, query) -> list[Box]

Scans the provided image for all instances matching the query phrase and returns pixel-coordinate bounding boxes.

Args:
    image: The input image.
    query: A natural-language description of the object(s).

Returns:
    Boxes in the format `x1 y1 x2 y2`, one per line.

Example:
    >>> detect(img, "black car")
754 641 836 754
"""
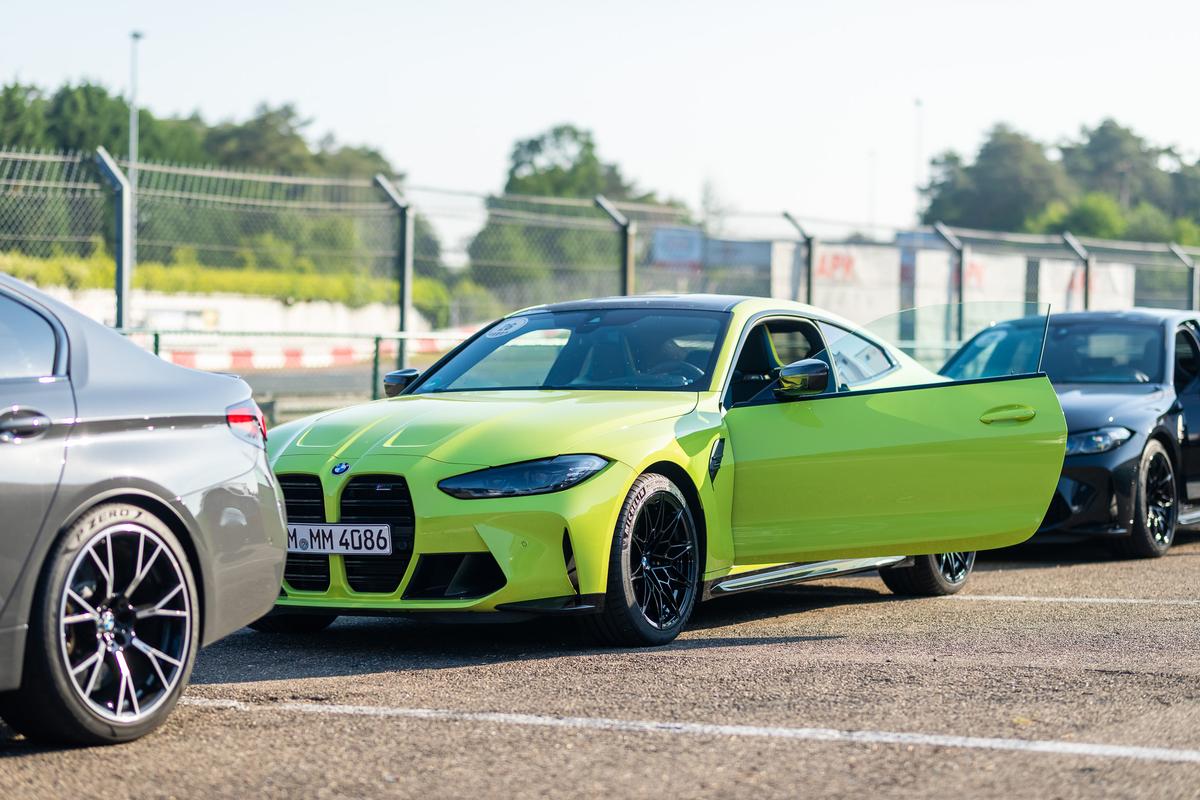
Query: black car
0 275 288 744
943 309 1200 558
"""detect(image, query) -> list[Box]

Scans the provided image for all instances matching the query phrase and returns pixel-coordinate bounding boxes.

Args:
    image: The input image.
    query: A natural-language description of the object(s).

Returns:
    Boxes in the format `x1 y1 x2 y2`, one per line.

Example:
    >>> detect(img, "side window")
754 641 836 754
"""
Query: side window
727 318 828 407
0 294 57 380
818 322 894 389
1175 329 1200 392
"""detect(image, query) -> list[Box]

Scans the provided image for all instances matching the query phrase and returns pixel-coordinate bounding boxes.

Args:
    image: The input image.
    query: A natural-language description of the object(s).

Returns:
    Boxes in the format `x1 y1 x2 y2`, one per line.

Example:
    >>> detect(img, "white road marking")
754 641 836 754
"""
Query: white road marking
948 594 1200 606
180 697 1200 764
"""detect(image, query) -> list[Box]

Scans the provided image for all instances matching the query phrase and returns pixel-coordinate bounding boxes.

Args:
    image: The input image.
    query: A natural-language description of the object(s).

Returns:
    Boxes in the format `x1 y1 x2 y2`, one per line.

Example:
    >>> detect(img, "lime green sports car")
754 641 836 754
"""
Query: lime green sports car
257 295 1066 646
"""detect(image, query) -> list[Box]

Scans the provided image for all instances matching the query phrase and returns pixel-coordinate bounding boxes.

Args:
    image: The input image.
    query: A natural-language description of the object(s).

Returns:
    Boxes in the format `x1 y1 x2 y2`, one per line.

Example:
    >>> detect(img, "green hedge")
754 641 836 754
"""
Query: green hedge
0 251 456 326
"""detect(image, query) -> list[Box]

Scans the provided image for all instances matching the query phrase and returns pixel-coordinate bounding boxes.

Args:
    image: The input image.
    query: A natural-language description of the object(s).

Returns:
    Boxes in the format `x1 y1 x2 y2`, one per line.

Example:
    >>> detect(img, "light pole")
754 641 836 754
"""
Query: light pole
129 30 143 273
914 97 924 223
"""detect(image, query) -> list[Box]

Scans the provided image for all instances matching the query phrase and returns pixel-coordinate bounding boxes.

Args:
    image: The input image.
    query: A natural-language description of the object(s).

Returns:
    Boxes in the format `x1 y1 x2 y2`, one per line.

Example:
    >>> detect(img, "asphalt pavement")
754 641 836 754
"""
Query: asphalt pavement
3 535 1198 799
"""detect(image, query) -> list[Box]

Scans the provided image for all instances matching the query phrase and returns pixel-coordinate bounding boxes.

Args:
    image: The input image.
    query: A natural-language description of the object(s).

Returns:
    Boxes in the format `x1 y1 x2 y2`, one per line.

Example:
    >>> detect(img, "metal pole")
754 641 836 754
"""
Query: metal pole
933 221 964 341
128 31 142 273
375 174 413 369
1062 232 1091 310
782 211 816 304
94 146 131 328
370 335 382 400
1168 242 1197 311
594 194 635 295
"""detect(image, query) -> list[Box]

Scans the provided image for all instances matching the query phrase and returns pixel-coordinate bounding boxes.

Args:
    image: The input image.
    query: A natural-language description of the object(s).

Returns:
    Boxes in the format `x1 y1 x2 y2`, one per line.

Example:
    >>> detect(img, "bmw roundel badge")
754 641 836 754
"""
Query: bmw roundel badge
332 462 350 475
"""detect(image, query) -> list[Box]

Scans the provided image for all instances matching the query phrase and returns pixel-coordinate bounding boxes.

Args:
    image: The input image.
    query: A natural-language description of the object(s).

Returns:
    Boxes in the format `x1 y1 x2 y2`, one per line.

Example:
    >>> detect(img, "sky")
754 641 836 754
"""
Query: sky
4 0 1199 236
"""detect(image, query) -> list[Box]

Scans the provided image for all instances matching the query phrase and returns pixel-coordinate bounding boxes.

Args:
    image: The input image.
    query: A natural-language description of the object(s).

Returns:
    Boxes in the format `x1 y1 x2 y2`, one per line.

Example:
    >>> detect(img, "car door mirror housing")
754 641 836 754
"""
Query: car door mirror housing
383 368 420 397
774 359 829 399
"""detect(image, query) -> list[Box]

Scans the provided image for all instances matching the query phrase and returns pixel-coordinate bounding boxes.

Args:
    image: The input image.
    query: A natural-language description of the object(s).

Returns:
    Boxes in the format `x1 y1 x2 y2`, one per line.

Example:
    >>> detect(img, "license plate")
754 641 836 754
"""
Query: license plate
286 524 392 556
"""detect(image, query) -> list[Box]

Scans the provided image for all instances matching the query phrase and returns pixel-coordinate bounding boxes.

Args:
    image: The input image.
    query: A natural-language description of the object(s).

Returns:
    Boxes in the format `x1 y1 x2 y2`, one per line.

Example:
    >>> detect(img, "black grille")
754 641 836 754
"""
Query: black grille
340 475 416 594
279 474 331 592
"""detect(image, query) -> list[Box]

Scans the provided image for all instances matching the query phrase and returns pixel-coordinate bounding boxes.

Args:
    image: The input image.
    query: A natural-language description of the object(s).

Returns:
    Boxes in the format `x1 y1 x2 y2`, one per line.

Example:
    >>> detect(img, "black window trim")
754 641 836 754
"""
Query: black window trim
0 286 69 381
720 311 842 411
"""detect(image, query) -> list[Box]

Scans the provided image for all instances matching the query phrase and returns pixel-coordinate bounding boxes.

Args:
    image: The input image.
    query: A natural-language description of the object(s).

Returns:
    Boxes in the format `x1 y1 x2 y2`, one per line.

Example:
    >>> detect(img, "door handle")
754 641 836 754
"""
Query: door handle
0 410 52 443
979 405 1037 424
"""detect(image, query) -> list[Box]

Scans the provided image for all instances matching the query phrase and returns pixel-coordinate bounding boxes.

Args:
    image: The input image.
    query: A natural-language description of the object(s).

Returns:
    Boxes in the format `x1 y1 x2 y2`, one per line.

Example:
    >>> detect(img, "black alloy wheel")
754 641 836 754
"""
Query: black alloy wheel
589 473 700 647
1117 440 1177 559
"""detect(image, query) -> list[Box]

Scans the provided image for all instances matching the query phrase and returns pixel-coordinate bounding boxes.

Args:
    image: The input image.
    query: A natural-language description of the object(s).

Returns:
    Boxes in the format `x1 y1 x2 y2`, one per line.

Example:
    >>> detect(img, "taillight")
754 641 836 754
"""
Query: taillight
226 400 267 447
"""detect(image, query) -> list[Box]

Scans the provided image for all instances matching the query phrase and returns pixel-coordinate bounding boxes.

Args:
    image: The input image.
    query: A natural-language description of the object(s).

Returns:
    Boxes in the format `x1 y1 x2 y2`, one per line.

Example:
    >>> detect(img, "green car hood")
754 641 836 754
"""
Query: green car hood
269 390 698 467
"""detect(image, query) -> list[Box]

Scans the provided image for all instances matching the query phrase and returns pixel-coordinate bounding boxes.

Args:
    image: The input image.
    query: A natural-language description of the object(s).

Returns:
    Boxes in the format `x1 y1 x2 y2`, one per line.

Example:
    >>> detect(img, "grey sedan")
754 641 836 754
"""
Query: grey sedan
0 275 287 745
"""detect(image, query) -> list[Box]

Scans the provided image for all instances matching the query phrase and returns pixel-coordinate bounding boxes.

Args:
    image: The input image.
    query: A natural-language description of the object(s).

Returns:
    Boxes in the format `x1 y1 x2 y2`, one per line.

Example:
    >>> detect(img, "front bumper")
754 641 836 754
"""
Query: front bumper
271 454 633 616
1035 445 1141 540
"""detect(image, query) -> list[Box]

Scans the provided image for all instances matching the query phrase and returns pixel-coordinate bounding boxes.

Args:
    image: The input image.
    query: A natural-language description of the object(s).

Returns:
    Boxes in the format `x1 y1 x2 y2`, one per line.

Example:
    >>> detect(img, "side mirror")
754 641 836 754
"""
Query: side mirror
383 368 420 397
773 359 829 399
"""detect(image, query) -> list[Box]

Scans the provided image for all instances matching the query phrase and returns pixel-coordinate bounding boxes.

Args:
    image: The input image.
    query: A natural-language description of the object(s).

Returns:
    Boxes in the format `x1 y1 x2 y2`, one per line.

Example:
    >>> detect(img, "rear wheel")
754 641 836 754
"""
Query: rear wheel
588 473 700 647
0 503 198 745
879 552 975 596
1115 440 1177 559
248 613 337 634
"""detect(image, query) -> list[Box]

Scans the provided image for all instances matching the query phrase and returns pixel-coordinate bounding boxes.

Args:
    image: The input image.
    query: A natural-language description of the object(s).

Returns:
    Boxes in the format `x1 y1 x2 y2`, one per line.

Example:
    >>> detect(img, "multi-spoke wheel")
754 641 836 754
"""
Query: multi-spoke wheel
1116 440 1177 559
0 503 198 745
589 473 700 646
879 551 976 596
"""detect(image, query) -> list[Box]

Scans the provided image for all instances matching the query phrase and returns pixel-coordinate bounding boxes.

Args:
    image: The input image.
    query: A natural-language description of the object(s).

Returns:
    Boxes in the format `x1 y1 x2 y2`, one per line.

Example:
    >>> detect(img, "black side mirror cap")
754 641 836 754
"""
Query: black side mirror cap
383 368 420 397
773 359 829 399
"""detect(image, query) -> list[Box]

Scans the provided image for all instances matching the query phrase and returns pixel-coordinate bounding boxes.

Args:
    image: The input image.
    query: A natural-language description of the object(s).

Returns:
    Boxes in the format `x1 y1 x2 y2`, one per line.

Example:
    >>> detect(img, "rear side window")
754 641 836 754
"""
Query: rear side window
1175 329 1200 391
818 322 893 388
0 294 56 379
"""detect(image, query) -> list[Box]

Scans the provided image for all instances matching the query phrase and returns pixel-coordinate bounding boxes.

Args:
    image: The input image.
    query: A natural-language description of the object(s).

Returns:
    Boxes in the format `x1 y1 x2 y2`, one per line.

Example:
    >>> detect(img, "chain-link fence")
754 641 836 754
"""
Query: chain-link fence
0 148 109 258
4 146 1200 418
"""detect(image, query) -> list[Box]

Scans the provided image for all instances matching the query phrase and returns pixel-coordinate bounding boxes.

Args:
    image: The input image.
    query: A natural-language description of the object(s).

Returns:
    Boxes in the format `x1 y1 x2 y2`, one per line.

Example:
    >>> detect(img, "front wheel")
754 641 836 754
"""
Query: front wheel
879 552 975 596
1114 439 1177 559
0 503 199 745
587 473 700 647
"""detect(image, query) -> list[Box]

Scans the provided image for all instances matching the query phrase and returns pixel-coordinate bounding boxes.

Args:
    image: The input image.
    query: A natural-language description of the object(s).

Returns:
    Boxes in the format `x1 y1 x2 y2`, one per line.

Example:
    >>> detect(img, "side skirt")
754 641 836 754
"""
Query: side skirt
702 556 911 601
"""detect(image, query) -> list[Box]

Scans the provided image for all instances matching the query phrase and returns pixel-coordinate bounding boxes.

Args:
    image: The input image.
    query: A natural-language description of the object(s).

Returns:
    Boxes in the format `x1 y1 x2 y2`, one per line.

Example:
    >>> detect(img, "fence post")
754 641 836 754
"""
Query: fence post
375 174 413 369
370 335 382 400
94 147 131 328
782 212 816 304
594 195 635 295
933 222 965 342
1168 243 1197 311
1062 232 1091 310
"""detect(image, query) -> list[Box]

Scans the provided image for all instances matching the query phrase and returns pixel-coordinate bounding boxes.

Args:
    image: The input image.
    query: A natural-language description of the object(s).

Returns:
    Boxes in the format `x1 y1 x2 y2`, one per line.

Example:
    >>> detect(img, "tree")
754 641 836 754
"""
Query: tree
1060 119 1172 211
504 124 654 202
0 83 48 149
203 104 316 174
921 125 1074 231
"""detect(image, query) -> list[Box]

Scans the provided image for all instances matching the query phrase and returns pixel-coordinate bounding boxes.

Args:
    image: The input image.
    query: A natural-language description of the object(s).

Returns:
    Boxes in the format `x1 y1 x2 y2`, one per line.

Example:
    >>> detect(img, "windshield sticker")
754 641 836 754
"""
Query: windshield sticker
486 317 529 338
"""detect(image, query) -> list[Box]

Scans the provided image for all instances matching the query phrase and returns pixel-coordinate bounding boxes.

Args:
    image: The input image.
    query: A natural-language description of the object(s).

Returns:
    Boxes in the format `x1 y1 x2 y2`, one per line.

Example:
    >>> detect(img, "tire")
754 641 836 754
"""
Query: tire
1114 439 1177 559
879 552 975 596
248 613 337 634
587 473 700 647
0 503 199 745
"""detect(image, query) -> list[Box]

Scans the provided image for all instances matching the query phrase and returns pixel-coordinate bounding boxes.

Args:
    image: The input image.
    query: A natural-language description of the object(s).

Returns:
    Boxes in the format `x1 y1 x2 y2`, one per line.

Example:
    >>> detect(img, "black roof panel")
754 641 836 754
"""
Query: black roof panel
516 294 746 314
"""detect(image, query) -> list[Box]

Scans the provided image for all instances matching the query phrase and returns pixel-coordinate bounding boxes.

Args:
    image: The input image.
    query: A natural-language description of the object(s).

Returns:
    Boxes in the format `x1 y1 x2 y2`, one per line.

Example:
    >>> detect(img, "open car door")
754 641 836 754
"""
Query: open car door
725 302 1066 565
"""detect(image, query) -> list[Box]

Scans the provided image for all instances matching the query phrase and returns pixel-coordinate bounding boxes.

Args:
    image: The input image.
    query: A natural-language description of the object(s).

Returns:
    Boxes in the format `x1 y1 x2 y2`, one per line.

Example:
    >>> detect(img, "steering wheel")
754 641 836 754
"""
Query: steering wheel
648 360 706 383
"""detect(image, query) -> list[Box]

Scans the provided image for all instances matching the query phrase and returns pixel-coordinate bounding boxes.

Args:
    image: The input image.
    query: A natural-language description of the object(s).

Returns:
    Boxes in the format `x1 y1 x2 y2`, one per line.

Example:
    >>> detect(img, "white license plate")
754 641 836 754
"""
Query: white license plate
286 524 392 556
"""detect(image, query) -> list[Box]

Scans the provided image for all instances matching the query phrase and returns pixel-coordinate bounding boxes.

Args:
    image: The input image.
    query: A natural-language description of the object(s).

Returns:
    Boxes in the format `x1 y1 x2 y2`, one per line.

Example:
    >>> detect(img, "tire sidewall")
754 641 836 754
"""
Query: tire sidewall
928 551 976 592
612 474 700 645
32 503 199 744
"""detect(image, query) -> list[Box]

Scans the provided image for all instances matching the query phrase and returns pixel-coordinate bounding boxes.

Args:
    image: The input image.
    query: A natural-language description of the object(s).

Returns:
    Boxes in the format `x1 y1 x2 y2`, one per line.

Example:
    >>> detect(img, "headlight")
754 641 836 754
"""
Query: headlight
438 455 609 499
1065 426 1132 456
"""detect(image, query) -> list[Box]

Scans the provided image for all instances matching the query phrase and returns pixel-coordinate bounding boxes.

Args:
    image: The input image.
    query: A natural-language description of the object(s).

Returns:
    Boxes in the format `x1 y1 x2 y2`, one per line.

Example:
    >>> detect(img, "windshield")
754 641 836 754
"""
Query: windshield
943 319 1164 385
413 308 729 393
